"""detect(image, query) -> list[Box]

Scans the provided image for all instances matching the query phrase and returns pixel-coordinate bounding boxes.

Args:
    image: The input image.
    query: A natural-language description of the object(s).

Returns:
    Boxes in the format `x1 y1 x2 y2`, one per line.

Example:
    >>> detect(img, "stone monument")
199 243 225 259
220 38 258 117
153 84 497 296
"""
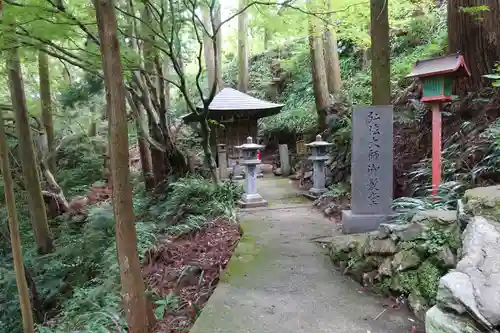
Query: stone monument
278 144 291 176
217 144 228 180
236 137 268 208
230 148 244 180
304 134 332 199
341 105 394 234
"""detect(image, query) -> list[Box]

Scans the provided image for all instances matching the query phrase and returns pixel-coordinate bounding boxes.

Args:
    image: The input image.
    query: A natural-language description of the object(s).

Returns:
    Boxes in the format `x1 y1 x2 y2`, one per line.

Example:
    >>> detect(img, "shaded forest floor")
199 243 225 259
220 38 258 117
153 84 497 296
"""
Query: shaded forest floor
144 218 241 333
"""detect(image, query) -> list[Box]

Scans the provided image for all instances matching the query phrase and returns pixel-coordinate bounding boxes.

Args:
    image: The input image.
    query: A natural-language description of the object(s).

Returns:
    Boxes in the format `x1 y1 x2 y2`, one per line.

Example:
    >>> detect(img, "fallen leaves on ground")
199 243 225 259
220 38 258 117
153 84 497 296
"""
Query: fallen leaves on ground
142 218 241 333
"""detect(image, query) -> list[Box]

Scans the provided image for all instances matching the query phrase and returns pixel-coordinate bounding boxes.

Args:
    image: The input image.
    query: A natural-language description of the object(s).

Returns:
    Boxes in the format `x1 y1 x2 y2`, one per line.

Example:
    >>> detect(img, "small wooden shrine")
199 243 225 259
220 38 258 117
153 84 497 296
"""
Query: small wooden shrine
407 53 470 102
407 53 470 196
182 88 284 165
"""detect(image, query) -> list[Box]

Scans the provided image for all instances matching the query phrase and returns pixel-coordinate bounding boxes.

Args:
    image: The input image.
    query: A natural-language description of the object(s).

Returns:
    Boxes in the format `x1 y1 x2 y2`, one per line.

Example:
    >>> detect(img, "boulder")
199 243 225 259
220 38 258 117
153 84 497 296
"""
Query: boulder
344 255 383 283
408 292 428 321
456 199 472 229
378 257 392 276
378 222 425 242
434 246 457 269
436 271 488 326
425 306 482 333
392 249 421 272
464 185 500 221
411 209 457 225
456 216 500 327
328 234 367 262
364 238 397 256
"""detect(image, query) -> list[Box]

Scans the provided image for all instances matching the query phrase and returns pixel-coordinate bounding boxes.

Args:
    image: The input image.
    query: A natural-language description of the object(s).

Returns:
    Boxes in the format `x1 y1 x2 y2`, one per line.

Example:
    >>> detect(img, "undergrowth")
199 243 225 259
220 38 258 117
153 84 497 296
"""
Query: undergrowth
0 168 242 333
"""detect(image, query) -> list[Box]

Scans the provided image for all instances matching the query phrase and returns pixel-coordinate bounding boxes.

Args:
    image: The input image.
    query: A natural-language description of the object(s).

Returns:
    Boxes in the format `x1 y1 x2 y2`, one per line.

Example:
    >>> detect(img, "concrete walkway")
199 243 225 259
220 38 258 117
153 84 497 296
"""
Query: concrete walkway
191 177 416 333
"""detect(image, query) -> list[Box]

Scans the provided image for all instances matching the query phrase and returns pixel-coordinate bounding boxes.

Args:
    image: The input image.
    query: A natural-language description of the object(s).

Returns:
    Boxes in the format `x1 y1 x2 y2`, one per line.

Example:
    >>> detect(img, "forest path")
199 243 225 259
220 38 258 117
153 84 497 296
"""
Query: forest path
190 177 417 333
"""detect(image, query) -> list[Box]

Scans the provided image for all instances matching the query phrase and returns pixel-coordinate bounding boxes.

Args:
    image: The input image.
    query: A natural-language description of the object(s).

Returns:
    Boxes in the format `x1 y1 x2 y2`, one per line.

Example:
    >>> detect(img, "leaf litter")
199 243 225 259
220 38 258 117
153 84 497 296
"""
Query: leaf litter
142 218 241 333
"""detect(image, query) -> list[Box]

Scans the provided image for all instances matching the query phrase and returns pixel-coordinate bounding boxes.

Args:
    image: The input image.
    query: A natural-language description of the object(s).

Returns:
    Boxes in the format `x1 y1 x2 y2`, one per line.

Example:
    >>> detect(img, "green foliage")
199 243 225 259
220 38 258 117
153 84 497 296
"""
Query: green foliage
483 62 500 87
392 181 467 222
459 5 490 20
145 176 243 234
421 223 461 254
153 292 181 320
59 74 104 109
321 182 351 200
55 134 107 196
408 118 500 198
228 5 448 140
0 171 242 333
395 261 441 301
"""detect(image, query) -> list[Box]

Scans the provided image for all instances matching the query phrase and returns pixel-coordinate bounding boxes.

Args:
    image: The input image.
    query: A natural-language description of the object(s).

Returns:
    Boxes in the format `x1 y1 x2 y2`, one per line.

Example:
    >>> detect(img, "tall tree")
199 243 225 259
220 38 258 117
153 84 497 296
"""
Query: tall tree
93 0 155 332
370 0 390 105
214 3 224 91
142 6 167 186
131 99 154 190
7 45 53 254
307 0 330 131
448 0 500 94
202 6 216 89
323 0 342 95
238 0 249 92
0 108 35 333
38 50 56 173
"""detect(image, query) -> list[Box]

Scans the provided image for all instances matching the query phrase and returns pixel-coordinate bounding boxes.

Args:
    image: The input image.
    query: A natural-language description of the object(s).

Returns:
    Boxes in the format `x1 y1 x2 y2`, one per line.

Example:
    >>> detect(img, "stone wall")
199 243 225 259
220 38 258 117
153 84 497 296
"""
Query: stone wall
328 185 500 332
329 210 461 320
427 185 500 333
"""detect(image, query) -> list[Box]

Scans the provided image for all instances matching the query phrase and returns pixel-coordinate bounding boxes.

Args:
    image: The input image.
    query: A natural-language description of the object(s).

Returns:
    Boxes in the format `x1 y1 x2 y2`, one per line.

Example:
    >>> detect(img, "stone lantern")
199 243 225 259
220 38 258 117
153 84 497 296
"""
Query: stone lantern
305 134 332 198
235 137 268 208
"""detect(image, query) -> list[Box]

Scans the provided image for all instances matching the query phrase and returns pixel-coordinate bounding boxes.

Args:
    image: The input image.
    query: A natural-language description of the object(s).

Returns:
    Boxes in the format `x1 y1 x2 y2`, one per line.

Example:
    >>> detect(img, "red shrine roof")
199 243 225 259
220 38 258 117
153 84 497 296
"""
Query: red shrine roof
407 53 471 79
182 88 284 123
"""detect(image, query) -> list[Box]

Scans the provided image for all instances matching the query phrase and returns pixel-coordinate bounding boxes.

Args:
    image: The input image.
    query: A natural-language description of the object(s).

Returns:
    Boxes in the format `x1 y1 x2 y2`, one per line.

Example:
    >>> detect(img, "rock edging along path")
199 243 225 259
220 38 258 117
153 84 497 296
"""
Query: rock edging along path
190 177 416 333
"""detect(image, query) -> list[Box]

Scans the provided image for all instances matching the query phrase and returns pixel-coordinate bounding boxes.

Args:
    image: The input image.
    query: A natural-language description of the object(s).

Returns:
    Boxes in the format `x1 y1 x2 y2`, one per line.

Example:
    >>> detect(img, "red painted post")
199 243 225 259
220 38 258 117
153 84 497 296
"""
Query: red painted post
431 103 442 196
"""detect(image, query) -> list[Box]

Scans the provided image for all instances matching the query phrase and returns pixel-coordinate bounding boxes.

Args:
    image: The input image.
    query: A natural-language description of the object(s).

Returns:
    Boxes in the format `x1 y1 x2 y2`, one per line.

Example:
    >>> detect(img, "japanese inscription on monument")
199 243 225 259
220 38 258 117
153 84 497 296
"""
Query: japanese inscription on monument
351 106 393 215
366 111 381 206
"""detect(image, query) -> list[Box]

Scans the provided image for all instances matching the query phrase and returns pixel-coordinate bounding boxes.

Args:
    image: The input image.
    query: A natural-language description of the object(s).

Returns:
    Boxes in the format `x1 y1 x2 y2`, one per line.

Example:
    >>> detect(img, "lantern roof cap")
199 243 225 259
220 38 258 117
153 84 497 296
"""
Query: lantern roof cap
407 53 471 79
305 134 333 147
235 136 264 150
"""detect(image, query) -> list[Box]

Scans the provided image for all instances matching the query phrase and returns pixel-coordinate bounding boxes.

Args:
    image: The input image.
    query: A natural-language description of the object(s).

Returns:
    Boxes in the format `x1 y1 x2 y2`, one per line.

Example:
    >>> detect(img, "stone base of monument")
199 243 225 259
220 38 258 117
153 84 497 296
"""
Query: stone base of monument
341 210 392 234
238 193 268 208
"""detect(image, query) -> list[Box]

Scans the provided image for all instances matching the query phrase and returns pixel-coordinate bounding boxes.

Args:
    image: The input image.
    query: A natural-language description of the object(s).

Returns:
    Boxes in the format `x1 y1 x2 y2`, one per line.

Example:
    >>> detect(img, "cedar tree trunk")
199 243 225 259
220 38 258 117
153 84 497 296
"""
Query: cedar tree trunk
0 103 35 333
202 7 216 89
370 0 391 105
323 0 342 95
93 1 156 332
8 46 53 254
307 0 330 131
448 0 500 94
38 50 56 173
237 0 249 92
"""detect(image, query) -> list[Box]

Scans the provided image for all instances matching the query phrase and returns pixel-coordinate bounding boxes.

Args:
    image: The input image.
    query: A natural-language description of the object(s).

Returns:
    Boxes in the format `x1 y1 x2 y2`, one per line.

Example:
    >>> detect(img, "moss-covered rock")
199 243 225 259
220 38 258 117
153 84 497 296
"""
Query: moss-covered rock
378 222 425 242
327 209 463 321
408 292 429 321
328 234 367 262
392 249 421 272
464 185 500 222
363 238 397 256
